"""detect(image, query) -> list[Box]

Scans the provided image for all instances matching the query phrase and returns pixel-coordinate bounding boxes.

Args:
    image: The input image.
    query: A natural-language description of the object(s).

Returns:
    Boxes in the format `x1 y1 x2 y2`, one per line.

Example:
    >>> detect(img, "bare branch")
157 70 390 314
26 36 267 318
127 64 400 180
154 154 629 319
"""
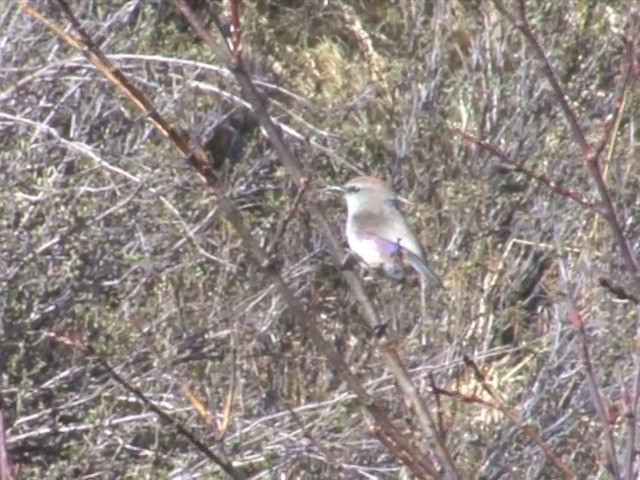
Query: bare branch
556 257 620 478
492 0 640 298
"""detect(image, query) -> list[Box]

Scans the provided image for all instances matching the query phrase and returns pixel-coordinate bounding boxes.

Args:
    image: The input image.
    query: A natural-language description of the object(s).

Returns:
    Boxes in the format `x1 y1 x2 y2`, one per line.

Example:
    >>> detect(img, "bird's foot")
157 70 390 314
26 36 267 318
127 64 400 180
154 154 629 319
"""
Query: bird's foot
374 322 389 339
340 252 358 271
382 261 406 282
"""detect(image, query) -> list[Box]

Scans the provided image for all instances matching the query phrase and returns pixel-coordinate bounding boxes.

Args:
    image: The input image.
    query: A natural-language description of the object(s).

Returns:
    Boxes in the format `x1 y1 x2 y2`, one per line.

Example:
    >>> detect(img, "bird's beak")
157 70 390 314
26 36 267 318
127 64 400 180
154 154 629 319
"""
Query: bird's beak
320 185 346 195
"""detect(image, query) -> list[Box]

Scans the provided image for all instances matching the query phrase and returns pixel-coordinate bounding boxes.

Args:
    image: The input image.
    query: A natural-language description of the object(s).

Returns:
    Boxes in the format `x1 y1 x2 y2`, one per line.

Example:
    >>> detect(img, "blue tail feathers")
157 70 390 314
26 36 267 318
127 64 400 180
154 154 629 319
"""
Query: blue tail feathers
405 250 443 288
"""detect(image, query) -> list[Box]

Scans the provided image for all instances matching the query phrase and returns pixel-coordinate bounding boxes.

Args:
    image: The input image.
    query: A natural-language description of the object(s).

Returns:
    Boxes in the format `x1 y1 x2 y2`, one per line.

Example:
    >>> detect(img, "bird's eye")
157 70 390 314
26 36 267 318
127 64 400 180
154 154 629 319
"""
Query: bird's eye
347 185 360 193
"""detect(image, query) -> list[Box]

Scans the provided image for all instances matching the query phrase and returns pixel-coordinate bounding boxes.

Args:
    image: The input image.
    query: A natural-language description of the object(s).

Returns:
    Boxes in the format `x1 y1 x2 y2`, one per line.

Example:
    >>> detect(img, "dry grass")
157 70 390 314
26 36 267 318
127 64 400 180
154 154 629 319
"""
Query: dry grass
1 0 639 478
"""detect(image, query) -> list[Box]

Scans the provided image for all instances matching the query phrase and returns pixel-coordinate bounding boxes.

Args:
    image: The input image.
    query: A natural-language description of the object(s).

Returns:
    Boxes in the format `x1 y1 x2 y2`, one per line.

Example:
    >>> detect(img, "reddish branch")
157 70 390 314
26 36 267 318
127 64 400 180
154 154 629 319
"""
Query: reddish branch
461 355 577 478
454 128 598 212
173 0 458 477
557 255 621 478
22 1 450 477
492 0 640 297
43 332 244 479
489 4 638 475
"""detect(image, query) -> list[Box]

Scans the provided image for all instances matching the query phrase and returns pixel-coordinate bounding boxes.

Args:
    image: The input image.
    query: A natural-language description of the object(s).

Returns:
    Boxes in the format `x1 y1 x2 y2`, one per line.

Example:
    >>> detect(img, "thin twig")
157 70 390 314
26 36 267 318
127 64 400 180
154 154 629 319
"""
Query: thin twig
622 355 640 480
462 355 577 478
228 0 243 63
44 332 245 480
492 0 640 299
265 179 309 256
599 278 640 305
428 373 447 440
216 343 237 441
23 2 444 476
369 425 434 478
454 128 598 212
591 38 636 167
174 0 458 476
556 256 620 478
491 3 639 476
381 344 457 475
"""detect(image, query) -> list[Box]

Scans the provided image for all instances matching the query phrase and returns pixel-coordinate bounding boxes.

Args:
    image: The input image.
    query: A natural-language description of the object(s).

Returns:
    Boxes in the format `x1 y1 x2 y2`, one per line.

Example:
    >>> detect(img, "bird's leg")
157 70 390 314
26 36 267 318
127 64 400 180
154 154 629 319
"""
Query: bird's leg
392 237 403 259
393 236 414 270
340 251 358 271
382 262 405 282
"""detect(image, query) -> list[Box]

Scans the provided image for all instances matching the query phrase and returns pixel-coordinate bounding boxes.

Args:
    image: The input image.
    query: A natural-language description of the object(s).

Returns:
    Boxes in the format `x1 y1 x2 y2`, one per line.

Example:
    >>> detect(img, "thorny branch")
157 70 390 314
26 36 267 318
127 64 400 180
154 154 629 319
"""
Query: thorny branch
22 0 448 477
44 332 245 479
454 128 598 212
493 0 640 478
556 258 620 478
490 3 639 476
462 355 576 478
174 0 459 477
492 0 640 297
265 178 309 256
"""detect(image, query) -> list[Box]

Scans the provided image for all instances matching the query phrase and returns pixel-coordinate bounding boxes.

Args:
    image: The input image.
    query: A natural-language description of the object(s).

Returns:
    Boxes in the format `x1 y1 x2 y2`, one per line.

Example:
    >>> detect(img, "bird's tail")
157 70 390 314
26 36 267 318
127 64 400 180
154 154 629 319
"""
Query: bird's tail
405 250 444 288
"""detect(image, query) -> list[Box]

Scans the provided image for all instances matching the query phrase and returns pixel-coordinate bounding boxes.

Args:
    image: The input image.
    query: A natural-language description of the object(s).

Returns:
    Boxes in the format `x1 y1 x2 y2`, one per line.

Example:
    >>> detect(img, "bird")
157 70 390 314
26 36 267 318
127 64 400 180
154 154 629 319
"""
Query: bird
325 176 442 287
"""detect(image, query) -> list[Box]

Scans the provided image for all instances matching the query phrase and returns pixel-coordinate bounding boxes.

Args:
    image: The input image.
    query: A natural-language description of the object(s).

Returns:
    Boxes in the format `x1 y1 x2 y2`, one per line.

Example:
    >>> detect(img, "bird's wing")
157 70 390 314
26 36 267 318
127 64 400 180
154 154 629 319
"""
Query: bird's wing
354 211 443 287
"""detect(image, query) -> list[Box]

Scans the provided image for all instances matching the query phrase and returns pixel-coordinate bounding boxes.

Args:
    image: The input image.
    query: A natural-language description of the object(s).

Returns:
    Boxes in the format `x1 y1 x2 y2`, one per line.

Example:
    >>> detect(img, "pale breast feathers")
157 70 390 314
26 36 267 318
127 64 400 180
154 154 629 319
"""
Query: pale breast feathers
350 206 424 260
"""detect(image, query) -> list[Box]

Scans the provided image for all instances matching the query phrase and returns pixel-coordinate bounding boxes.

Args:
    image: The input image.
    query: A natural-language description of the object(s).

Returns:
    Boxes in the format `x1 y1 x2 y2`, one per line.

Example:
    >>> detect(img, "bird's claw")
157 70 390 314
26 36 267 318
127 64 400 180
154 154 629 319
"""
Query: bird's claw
340 252 358 271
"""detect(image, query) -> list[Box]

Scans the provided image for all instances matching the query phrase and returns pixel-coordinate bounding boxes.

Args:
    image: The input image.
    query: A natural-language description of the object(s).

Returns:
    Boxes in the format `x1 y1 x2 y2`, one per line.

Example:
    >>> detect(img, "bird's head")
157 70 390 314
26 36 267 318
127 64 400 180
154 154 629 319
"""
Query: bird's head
323 176 410 214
